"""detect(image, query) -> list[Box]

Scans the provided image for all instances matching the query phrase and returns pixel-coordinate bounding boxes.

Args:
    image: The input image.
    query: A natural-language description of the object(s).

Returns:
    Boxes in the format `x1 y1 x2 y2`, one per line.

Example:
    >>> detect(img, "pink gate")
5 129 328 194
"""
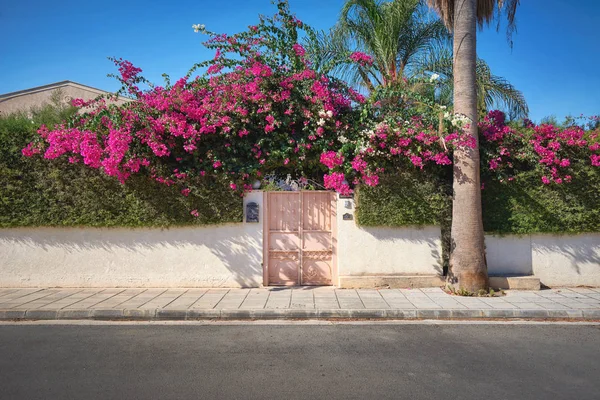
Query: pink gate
263 191 337 286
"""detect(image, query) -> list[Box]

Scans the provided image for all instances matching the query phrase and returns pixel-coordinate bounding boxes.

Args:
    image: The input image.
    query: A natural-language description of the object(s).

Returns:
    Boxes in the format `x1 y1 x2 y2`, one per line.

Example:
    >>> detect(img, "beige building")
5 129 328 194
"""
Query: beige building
0 80 128 116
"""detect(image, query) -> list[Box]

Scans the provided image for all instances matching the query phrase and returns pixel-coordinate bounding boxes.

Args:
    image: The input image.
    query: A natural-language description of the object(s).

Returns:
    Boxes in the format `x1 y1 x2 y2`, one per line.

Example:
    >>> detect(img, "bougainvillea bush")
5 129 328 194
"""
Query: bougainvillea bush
20 0 600 231
479 111 600 186
22 1 472 202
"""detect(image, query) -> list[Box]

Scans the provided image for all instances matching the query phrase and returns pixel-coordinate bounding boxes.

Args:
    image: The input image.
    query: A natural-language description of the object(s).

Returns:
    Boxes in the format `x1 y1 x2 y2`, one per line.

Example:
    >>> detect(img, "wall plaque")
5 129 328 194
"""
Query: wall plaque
246 202 259 223
343 213 353 221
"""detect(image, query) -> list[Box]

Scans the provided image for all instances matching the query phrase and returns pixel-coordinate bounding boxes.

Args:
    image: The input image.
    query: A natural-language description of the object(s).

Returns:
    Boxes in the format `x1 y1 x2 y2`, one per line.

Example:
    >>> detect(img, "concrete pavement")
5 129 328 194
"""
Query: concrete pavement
1 287 600 320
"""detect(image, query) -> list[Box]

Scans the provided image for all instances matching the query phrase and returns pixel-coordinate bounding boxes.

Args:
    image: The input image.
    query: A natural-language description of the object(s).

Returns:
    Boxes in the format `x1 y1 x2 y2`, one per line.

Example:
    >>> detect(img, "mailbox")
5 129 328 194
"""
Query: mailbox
246 202 259 223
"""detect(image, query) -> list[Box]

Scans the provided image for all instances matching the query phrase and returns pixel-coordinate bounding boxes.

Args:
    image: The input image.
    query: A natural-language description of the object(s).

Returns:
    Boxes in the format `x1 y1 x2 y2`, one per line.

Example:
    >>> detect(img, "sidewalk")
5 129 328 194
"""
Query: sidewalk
1 287 600 321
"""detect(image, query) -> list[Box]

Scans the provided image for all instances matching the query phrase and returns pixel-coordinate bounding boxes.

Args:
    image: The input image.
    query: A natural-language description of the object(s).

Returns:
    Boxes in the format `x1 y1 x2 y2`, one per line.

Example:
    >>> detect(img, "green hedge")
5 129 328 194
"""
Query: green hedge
356 168 600 235
0 111 242 228
482 169 600 234
356 172 451 227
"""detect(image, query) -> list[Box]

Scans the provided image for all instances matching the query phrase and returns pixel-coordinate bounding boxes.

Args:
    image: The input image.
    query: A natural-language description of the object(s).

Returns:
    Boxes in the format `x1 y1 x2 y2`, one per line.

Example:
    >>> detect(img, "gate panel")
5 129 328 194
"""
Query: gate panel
265 191 336 286
301 192 335 285
266 192 301 286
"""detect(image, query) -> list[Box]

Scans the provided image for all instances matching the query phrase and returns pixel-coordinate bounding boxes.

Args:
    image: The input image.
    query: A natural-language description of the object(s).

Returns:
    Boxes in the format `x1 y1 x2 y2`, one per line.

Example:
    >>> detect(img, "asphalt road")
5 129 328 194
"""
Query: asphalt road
0 322 598 400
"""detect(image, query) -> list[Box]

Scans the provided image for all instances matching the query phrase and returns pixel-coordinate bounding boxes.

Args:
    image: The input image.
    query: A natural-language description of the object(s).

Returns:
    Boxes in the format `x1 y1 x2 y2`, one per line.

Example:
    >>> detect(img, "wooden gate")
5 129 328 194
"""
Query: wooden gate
263 191 337 286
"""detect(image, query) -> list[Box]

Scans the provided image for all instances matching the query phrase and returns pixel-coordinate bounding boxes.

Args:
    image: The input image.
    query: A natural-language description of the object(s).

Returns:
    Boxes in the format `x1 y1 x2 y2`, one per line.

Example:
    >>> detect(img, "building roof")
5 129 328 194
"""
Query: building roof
0 80 121 101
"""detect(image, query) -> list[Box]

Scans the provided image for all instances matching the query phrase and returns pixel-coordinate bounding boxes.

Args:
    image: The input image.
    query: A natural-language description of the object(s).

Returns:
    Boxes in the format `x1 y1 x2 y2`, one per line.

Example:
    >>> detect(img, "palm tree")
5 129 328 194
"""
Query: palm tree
306 0 526 118
307 0 448 91
417 48 528 119
426 0 519 292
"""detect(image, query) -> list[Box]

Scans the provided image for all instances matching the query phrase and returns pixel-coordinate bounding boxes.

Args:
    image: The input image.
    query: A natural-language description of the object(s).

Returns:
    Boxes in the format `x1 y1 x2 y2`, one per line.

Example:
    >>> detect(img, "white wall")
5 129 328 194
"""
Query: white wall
486 233 600 287
336 196 443 283
0 192 264 288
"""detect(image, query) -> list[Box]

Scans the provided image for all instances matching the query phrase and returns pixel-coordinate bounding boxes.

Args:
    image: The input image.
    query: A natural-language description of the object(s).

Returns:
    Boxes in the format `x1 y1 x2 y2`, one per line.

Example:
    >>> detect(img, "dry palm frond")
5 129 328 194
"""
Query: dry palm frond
426 0 519 43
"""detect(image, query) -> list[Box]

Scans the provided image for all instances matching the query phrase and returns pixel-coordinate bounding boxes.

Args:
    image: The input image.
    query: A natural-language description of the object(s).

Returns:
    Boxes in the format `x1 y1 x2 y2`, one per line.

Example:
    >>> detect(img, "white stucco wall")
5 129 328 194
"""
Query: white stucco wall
0 192 264 288
336 196 443 283
486 233 600 287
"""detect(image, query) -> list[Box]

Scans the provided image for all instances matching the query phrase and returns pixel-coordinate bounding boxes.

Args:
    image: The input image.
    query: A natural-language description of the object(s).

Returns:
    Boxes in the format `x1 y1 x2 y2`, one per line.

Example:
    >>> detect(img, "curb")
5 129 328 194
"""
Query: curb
0 308 598 321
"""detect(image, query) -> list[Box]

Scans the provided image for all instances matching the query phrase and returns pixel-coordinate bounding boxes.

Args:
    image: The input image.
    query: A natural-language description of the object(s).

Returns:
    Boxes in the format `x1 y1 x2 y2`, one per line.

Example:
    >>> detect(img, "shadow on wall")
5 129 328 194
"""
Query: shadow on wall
532 234 600 275
0 226 262 288
354 225 443 275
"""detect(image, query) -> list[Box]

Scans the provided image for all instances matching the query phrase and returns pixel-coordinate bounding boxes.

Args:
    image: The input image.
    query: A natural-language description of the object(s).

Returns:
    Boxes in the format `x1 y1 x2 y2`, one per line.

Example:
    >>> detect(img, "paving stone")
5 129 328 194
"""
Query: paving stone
0 289 20 298
140 289 189 309
0 289 45 302
313 291 339 309
265 290 292 309
454 298 493 309
38 289 104 310
421 287 445 293
214 289 250 309
514 303 547 310
290 290 314 309
409 300 442 309
87 289 146 309
577 298 600 304
478 299 520 309
569 288 597 294
539 303 573 310
503 296 539 303
382 301 415 309
162 289 209 309
63 289 126 309
434 301 467 309
0 289 62 309
118 288 168 309
378 290 409 301
190 289 230 309
12 289 84 310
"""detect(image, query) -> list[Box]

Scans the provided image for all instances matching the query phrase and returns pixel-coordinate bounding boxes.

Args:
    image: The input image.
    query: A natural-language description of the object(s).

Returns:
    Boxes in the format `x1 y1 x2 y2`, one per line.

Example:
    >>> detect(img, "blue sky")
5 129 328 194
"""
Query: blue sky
1 0 598 122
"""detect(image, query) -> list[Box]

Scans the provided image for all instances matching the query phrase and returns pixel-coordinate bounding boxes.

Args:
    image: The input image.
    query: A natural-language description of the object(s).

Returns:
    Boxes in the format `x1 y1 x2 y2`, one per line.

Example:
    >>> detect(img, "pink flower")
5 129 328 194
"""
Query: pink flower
362 174 379 187
190 210 200 217
323 172 351 195
349 52 373 67
213 160 222 168
292 44 306 57
320 151 344 169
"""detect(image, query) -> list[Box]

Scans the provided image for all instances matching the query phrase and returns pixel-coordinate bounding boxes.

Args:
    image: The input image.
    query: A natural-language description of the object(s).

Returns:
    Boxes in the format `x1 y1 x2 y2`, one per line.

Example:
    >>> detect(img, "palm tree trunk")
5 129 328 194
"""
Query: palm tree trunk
449 0 488 291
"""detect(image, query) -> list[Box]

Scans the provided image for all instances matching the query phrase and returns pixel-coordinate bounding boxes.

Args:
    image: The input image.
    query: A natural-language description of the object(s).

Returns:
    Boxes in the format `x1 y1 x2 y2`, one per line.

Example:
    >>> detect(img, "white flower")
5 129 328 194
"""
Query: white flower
317 118 326 127
338 135 349 144
326 110 333 118
439 105 447 110
192 24 205 33
429 73 440 82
